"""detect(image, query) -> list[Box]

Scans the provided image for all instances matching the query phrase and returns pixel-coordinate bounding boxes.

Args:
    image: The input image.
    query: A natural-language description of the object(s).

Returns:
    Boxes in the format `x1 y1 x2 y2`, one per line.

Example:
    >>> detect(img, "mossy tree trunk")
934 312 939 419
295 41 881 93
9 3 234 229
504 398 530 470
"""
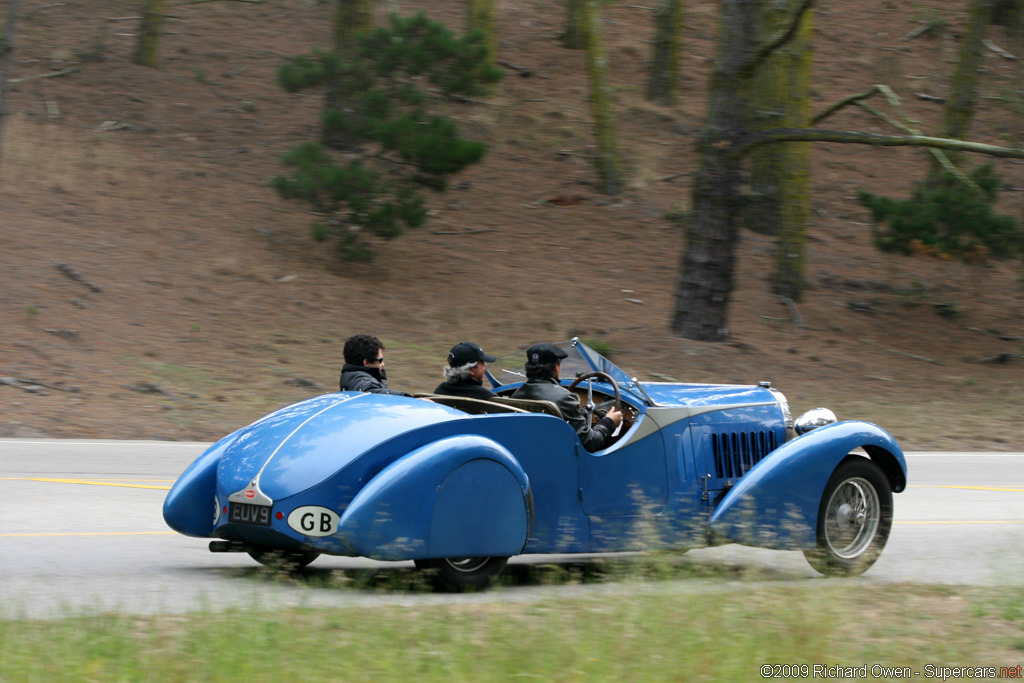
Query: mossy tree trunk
334 0 373 54
564 0 587 49
582 0 623 195
326 0 374 149
645 0 683 105
927 0 998 183
747 0 813 300
467 0 497 65
134 0 165 67
0 0 21 175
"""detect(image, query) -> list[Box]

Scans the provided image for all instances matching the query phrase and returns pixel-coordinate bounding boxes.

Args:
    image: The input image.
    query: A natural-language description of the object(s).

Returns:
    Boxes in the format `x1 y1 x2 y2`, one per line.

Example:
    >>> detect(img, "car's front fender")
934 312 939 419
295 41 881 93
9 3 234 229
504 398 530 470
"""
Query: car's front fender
708 421 905 549
336 434 531 561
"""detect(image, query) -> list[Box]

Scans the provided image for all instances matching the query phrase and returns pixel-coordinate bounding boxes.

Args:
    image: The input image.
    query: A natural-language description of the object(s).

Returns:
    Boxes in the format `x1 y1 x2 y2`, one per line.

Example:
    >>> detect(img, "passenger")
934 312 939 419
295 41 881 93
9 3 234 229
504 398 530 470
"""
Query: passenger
338 334 409 396
511 342 621 452
433 342 497 400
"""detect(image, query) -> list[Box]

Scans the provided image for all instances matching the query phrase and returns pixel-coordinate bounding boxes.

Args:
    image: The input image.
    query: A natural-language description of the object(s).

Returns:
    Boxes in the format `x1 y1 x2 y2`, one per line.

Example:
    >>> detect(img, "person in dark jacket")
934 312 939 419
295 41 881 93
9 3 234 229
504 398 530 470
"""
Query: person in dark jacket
433 342 497 400
511 342 621 452
338 334 409 395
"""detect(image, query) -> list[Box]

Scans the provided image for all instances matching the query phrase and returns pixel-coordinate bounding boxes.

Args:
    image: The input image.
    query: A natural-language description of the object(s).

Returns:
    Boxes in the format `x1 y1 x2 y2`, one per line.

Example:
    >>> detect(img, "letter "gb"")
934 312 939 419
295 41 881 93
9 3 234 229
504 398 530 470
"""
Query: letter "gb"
287 506 341 537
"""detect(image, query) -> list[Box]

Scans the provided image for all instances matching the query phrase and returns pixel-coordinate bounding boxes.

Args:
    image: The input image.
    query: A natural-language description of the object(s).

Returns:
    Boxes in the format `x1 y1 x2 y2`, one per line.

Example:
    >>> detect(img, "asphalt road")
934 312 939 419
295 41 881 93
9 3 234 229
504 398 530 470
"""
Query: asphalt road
1 440 1022 618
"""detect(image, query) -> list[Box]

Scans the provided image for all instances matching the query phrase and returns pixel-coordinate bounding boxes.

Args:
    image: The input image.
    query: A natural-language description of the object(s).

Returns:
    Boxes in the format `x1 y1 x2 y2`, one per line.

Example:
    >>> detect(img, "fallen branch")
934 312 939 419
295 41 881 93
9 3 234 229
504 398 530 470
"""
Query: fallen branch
901 18 944 41
55 262 102 292
914 92 945 103
983 39 1017 60
9 67 79 83
778 295 805 334
860 339 944 365
498 60 534 78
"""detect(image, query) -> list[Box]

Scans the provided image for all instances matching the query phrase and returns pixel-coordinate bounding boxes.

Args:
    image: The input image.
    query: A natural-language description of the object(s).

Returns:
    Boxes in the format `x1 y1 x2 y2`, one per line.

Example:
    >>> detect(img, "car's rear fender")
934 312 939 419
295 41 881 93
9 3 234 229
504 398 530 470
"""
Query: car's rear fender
336 434 532 561
708 421 905 549
163 433 238 537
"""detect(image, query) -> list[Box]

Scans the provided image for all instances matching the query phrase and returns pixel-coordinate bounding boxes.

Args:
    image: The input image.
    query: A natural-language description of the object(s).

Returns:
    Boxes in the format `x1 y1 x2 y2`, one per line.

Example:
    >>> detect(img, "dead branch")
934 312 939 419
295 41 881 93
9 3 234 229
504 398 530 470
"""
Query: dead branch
983 38 1017 60
498 60 534 78
778 296 805 335
737 128 1024 160
860 339 943 365
901 18 944 41
55 262 103 292
914 92 946 103
746 0 816 73
9 67 79 83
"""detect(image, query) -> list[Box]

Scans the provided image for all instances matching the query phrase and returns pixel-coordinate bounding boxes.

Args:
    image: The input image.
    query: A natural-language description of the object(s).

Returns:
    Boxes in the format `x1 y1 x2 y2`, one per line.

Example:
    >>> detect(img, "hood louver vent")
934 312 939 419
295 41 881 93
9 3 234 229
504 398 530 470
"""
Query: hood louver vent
711 430 778 480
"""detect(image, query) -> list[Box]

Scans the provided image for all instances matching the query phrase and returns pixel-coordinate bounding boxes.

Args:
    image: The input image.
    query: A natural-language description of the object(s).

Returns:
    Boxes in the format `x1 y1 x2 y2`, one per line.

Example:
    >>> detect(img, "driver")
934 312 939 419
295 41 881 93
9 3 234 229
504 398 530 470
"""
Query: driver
511 342 622 452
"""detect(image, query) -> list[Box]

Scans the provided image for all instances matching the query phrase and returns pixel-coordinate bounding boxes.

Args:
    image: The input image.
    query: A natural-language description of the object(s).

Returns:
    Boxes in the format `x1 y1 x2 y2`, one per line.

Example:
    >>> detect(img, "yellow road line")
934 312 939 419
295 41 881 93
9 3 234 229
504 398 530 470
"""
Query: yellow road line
908 485 1024 493
0 477 171 490
0 531 176 537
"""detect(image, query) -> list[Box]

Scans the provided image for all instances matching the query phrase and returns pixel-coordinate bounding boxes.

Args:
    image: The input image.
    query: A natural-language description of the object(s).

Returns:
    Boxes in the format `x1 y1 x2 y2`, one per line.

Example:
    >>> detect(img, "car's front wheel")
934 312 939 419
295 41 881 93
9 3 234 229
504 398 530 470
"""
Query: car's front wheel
415 556 508 591
803 457 892 577
247 546 320 570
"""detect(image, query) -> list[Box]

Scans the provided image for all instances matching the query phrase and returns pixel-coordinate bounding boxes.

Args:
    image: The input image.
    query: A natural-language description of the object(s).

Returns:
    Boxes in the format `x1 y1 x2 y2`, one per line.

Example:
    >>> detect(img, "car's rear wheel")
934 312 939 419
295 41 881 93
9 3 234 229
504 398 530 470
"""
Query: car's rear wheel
804 457 892 577
247 546 320 570
415 556 508 591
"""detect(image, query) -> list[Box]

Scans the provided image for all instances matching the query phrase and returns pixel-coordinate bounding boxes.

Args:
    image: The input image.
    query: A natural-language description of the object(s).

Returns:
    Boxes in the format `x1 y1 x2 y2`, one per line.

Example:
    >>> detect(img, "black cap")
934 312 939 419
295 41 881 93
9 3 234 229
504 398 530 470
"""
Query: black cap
525 342 568 365
448 342 497 367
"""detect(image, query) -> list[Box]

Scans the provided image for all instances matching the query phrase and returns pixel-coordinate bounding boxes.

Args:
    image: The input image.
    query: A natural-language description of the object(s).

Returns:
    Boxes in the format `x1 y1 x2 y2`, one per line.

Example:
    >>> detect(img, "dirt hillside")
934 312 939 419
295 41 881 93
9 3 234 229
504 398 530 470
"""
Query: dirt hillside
2 0 1023 450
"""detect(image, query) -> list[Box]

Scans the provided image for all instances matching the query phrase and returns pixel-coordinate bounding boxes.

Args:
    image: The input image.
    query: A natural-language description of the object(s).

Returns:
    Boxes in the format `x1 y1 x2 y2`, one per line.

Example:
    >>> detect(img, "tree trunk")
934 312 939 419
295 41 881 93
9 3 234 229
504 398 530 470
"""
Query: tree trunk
326 0 374 149
467 0 498 65
645 0 683 105
582 0 623 195
0 0 21 177
563 0 586 49
334 0 373 54
928 0 997 182
134 0 165 68
746 0 813 299
671 0 757 340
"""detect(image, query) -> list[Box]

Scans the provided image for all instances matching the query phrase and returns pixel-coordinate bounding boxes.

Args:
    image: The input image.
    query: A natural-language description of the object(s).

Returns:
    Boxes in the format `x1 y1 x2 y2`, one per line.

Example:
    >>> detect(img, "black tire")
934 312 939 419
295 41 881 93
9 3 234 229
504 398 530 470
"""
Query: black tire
415 556 508 591
247 547 320 570
804 457 893 577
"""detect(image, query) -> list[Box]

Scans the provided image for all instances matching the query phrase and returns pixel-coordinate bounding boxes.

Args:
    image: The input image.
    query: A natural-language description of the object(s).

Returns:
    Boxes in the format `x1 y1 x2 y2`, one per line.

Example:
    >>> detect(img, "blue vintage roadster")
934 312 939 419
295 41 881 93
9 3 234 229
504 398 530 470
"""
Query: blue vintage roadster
163 339 906 589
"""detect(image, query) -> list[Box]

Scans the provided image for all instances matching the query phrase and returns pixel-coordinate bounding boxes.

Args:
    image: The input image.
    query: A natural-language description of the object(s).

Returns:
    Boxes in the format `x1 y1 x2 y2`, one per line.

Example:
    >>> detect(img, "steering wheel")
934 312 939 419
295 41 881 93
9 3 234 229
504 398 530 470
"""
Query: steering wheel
567 371 622 423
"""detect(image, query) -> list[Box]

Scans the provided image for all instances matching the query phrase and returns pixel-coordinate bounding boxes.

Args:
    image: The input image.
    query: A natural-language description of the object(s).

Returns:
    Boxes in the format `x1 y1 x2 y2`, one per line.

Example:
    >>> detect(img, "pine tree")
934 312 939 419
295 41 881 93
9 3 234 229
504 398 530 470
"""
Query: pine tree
274 13 502 261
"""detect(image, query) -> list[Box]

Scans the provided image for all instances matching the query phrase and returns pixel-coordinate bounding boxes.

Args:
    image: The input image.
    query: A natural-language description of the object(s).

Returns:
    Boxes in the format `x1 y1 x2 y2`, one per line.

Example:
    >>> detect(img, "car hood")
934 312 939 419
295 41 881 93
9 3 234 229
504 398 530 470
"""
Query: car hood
216 392 465 500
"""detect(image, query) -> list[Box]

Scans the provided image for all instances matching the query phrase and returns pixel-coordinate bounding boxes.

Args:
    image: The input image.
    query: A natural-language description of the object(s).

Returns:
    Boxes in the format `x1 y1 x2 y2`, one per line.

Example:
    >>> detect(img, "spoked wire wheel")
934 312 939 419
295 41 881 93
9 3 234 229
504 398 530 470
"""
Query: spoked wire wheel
804 457 892 577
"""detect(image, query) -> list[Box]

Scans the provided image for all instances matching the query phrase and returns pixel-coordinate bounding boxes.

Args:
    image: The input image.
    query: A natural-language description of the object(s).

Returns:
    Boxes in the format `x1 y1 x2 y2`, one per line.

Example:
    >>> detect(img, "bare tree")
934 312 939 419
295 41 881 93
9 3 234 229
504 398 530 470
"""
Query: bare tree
467 0 497 65
134 0 165 67
670 0 1024 341
645 0 683 105
0 0 20 174
582 0 622 195
563 0 586 49
334 0 373 54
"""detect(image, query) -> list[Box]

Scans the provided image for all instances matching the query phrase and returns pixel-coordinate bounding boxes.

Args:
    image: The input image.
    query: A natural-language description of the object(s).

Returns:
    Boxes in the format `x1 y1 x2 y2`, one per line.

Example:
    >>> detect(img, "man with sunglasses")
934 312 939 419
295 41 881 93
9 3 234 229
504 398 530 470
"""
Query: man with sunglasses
339 334 409 396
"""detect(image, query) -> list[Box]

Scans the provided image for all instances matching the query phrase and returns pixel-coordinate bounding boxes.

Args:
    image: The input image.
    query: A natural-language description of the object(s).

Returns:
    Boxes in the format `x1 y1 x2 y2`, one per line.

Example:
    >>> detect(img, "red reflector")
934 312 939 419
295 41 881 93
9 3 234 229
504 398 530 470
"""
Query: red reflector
222 506 227 514
276 512 283 520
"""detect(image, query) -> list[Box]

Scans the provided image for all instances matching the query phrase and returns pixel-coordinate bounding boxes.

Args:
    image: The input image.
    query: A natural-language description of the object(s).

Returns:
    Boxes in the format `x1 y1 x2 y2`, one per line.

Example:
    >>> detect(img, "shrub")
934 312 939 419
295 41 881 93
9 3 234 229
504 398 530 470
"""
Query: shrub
857 165 1024 262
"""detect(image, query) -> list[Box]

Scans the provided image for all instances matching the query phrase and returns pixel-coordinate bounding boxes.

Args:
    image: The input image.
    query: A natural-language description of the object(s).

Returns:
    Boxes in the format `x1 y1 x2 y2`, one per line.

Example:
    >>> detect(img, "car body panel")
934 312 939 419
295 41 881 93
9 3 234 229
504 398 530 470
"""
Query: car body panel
164 340 907 571
708 421 906 548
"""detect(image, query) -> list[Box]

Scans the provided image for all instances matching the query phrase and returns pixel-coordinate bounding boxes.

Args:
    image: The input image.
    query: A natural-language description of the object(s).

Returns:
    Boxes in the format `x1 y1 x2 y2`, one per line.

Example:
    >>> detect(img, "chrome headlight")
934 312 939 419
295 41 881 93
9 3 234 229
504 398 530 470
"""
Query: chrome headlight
794 407 838 435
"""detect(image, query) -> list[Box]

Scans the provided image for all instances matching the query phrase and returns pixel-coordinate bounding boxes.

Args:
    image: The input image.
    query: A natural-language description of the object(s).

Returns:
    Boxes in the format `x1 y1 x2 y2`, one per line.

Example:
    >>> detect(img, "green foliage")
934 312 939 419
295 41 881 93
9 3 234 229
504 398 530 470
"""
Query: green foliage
273 13 501 261
857 165 1024 262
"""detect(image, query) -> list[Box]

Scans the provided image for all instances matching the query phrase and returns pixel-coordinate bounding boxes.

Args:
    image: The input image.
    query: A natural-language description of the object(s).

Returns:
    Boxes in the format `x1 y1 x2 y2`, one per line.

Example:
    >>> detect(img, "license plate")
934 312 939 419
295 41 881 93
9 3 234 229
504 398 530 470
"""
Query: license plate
229 502 272 527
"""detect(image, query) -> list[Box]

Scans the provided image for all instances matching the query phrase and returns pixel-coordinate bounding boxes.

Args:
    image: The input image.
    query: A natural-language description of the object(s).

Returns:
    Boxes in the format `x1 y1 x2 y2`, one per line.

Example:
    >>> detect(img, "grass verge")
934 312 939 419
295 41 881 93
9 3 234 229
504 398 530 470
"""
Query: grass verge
2 581 1023 681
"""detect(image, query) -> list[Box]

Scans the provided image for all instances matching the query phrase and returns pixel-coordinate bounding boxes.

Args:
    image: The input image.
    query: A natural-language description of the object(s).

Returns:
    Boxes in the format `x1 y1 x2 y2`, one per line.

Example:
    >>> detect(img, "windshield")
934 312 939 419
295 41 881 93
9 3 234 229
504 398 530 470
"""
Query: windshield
487 339 650 404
